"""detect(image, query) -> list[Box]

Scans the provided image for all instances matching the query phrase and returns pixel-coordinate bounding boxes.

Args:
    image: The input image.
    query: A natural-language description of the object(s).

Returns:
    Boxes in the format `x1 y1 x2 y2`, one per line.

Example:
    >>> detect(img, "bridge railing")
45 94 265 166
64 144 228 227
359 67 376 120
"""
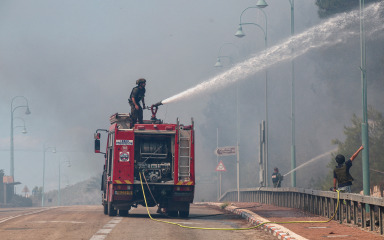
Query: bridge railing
219 187 384 235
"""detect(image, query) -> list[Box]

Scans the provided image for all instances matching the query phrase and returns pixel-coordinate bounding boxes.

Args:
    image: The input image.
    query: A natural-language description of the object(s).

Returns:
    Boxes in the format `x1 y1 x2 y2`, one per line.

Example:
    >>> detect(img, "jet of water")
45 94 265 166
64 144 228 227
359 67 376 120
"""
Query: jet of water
283 148 338 177
161 2 383 105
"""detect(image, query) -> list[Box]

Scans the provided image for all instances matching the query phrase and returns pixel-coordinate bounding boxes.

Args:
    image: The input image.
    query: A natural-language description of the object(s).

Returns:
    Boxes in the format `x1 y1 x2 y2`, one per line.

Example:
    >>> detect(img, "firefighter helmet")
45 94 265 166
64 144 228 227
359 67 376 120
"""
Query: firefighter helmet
335 154 345 164
136 78 146 85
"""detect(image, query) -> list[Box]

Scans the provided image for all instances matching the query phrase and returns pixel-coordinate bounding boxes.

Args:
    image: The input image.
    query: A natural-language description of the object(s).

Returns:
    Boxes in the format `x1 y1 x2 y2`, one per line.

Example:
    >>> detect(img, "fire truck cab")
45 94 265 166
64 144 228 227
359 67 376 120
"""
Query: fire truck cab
94 113 195 217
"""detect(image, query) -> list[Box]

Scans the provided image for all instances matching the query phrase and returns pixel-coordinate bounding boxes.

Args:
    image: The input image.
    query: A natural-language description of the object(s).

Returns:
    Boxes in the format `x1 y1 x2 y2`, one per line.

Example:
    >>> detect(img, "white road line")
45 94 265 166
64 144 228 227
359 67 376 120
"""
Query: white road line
89 217 122 240
103 224 116 228
97 229 112 234
34 220 86 224
89 235 106 240
0 208 55 224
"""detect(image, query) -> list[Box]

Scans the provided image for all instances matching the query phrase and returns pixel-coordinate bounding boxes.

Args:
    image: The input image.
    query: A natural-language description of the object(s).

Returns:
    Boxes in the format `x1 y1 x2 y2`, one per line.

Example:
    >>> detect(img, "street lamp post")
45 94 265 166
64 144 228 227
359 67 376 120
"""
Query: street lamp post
287 0 296 188
260 0 296 187
359 0 370 197
214 42 240 200
235 6 269 187
42 144 56 207
10 96 31 180
58 159 71 206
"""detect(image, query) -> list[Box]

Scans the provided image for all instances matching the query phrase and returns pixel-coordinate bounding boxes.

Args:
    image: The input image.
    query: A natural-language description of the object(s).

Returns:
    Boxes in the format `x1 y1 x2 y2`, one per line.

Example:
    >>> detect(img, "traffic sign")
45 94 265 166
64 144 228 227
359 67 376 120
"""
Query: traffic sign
214 146 237 156
215 161 227 172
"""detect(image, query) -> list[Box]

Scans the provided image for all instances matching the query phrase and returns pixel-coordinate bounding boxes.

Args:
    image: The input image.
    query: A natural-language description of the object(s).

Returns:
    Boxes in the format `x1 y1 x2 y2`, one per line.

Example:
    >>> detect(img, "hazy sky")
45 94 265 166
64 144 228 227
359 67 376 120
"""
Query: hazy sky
2 0 380 198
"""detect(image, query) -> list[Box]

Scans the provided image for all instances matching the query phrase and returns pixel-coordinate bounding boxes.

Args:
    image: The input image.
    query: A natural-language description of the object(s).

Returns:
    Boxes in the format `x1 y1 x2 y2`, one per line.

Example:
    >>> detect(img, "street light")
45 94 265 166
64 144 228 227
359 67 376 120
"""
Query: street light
10 96 31 180
256 0 268 8
58 159 71 206
235 6 269 187
213 43 239 200
42 144 56 207
214 43 238 68
359 0 370 197
13 117 28 134
260 0 296 187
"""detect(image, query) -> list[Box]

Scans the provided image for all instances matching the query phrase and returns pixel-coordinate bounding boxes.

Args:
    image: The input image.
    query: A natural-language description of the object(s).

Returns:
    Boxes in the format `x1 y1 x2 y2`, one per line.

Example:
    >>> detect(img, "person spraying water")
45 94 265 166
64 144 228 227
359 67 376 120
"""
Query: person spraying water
332 146 364 193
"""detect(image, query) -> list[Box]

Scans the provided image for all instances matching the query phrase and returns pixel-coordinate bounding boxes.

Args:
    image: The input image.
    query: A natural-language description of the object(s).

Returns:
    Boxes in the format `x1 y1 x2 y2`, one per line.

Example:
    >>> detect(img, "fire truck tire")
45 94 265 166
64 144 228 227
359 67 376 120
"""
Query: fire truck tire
167 211 178 217
103 203 108 215
108 202 117 216
179 210 189 218
119 210 129 216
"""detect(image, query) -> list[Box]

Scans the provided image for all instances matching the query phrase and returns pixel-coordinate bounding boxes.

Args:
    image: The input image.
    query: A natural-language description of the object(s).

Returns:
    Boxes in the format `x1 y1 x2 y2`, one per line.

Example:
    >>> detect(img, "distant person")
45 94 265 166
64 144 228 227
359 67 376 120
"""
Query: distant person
333 145 364 193
272 167 283 188
129 78 146 126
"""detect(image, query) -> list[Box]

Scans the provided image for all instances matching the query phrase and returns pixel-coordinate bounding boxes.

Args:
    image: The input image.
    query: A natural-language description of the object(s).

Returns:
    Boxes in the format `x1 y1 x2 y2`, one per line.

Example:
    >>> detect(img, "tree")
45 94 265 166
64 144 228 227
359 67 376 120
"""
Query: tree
320 106 384 192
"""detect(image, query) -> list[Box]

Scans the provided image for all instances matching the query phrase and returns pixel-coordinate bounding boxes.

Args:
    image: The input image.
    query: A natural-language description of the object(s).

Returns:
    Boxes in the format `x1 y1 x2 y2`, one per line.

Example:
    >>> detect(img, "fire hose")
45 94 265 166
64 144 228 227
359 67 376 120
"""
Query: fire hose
139 172 342 230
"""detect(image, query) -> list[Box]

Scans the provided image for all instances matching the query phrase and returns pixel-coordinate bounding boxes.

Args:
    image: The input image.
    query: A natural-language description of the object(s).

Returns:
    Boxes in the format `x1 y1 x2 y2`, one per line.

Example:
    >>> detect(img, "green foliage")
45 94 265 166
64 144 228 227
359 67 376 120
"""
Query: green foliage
220 202 230 209
315 0 380 18
320 106 384 192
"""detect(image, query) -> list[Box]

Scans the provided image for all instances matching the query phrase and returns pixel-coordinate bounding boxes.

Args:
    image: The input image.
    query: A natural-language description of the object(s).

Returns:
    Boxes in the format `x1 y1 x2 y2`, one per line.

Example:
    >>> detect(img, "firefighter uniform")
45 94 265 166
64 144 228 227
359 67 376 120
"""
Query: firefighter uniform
272 172 283 188
129 80 146 126
333 159 353 192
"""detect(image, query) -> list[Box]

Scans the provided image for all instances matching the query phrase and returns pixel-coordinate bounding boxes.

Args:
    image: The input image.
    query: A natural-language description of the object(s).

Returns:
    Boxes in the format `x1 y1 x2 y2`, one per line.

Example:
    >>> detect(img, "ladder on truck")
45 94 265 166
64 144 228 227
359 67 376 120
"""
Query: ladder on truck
178 129 191 181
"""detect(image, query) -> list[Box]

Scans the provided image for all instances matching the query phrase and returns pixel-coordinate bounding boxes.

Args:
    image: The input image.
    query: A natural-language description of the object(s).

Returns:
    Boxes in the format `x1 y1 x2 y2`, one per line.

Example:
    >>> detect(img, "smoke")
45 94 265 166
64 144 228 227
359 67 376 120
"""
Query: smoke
162 2 383 106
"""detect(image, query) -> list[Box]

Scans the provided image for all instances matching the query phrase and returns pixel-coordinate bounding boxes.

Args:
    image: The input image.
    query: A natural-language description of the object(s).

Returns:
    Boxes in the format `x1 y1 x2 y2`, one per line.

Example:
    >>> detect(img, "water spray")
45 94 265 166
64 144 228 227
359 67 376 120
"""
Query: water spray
153 2 383 106
283 148 337 177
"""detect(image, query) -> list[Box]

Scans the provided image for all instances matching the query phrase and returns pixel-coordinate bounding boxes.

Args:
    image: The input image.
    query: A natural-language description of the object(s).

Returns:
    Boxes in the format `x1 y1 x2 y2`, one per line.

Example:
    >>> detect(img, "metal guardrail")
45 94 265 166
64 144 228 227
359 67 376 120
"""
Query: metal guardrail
219 187 384 235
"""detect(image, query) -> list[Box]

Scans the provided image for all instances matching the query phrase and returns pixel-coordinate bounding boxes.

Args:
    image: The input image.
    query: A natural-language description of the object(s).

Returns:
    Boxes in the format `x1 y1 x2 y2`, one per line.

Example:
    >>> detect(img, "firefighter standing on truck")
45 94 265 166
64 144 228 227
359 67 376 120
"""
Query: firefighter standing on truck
333 145 364 193
129 78 146 126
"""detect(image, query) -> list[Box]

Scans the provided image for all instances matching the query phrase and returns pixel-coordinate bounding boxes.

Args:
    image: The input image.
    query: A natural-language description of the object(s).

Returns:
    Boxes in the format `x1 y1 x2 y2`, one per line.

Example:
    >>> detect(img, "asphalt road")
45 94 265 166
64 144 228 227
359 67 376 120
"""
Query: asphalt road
0 204 275 240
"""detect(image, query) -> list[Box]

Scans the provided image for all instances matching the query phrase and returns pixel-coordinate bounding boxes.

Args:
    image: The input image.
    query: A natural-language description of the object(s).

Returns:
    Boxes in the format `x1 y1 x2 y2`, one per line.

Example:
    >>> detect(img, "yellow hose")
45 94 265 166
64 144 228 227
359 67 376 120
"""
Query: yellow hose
139 172 341 230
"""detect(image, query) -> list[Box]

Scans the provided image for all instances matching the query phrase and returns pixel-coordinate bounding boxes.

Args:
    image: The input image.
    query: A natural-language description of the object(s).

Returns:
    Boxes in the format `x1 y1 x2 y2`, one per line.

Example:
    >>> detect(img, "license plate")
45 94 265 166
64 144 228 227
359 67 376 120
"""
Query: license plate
115 191 133 195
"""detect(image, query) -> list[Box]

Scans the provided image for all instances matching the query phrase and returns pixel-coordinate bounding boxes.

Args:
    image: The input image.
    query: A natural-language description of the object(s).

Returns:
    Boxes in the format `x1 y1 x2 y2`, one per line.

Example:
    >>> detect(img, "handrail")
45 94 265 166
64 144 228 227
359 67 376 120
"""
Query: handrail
219 187 384 234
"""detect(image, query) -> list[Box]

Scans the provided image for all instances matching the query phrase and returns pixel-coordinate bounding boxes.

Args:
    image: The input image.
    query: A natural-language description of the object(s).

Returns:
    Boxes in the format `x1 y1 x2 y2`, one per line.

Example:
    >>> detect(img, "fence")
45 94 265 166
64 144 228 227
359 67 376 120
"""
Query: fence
219 187 384 235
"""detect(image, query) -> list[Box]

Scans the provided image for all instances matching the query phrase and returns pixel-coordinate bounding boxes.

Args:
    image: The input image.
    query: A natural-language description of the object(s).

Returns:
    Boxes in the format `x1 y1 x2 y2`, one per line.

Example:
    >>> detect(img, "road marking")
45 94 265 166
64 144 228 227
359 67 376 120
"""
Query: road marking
103 224 116 228
89 235 106 240
97 229 112 234
109 219 121 224
34 220 86 224
307 226 328 229
0 208 55 224
89 217 122 240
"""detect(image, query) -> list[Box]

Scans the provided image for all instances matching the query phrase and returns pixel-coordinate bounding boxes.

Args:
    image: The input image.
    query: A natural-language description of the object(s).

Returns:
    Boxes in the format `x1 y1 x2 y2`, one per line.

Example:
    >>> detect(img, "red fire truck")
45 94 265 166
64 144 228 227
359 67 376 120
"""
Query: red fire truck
94 109 195 217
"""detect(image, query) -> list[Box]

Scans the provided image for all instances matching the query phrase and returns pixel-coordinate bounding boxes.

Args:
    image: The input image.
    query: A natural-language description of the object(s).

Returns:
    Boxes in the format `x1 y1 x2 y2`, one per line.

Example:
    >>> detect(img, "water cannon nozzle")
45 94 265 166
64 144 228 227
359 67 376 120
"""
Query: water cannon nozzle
153 101 163 107
150 101 162 120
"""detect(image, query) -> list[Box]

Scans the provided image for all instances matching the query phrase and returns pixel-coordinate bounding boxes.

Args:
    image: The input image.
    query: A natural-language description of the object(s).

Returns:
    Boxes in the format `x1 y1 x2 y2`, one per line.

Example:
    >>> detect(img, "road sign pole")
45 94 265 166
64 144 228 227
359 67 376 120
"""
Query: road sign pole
216 128 219 201
219 172 222 198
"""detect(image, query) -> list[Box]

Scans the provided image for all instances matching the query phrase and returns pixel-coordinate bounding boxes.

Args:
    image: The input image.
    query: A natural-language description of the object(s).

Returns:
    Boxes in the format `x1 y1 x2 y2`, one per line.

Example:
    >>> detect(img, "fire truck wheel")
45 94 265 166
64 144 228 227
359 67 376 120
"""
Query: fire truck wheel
119 210 129 216
167 211 178 217
179 210 189 218
103 203 108 215
108 202 117 216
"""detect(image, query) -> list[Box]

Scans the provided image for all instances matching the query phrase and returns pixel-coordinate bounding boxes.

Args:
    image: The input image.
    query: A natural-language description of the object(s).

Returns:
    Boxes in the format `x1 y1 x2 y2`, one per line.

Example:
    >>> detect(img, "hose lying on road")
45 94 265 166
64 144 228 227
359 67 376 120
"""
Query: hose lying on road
139 172 341 230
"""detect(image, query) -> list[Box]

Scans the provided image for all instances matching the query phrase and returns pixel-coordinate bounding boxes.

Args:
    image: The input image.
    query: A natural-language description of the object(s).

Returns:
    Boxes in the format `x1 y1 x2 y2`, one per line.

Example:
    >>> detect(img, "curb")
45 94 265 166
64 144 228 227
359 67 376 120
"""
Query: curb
196 202 307 240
